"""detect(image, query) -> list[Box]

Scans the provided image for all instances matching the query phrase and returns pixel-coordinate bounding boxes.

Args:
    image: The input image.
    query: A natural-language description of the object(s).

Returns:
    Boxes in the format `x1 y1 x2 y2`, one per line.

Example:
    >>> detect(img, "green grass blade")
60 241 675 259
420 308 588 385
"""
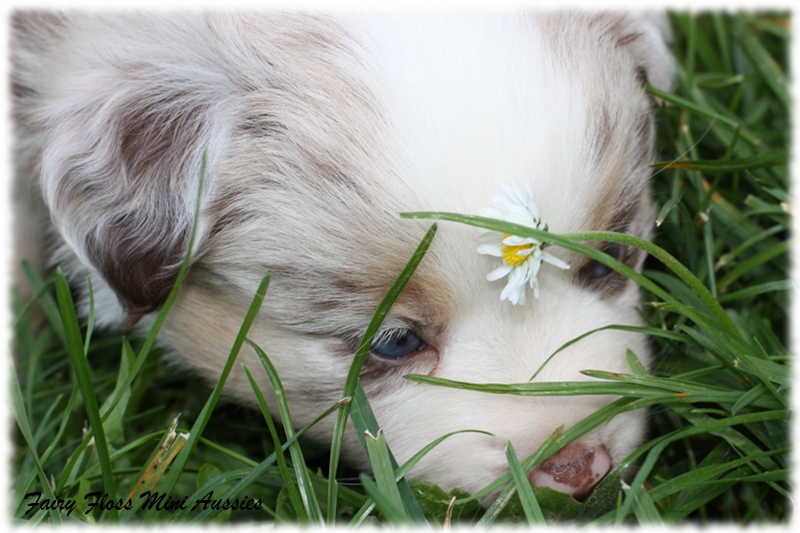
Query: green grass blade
327 224 437 524
615 409 788 523
142 274 270 524
400 212 741 340
505 442 546 524
652 151 786 173
648 447 787 503
630 484 664 525
717 280 791 303
716 240 790 290
363 430 412 523
647 86 737 131
740 27 789 109
359 473 408 523
18 262 66 346
248 341 323 523
349 383 427 522
83 277 96 355
394 429 494 481
85 152 211 442
531 324 691 380
197 437 259 468
10 363 63 524
242 362 313 524
182 397 349 523
476 429 563 525
54 267 118 521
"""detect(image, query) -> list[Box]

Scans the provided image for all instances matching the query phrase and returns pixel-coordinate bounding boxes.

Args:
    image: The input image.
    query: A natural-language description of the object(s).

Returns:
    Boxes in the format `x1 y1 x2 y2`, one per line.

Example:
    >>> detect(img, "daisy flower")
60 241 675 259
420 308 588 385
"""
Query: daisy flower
476 182 570 305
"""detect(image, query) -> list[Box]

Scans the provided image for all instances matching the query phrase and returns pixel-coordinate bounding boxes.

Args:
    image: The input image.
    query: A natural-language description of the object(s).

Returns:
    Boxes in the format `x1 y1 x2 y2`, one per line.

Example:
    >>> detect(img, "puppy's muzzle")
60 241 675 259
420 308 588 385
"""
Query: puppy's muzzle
529 441 612 500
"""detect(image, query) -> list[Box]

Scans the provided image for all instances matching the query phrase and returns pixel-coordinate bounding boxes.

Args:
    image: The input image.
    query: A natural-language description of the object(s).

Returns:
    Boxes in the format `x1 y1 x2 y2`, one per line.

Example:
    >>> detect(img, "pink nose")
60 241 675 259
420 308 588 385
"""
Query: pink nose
528 442 611 500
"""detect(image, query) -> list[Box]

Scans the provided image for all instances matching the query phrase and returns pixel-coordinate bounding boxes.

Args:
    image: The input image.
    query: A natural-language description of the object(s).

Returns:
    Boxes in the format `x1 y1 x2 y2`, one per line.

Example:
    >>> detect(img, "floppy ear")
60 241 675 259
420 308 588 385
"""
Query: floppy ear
616 12 676 94
12 12 238 322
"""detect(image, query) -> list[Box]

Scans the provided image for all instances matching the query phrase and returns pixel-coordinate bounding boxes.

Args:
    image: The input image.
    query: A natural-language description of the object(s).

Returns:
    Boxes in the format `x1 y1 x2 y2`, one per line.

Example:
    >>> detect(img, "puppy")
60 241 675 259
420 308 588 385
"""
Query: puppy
11 11 674 500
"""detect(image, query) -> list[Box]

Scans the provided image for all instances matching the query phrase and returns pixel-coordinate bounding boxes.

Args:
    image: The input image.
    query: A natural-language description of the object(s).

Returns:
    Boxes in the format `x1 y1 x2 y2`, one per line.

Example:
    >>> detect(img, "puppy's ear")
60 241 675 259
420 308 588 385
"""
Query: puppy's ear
613 12 676 94
12 12 237 322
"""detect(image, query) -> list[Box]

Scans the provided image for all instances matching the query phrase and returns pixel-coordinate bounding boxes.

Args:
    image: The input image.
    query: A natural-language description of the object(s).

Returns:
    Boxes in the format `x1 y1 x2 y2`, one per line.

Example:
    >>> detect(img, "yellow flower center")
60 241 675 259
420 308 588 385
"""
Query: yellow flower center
501 234 534 267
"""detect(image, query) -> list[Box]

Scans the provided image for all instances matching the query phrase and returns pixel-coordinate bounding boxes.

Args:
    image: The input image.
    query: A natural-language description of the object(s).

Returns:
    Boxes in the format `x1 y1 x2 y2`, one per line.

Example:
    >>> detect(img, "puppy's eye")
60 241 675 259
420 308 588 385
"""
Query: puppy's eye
587 245 622 280
371 329 426 359
577 242 636 299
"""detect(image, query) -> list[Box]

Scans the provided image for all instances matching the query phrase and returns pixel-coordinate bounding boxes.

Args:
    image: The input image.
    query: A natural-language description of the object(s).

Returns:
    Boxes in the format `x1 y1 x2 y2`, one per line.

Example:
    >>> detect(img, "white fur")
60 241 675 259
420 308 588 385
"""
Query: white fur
12 11 674 497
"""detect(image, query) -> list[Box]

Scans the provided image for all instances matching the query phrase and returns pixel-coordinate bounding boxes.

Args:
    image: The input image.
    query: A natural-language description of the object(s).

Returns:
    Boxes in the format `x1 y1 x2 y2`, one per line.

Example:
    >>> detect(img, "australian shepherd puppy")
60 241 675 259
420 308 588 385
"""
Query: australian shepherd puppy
11 11 674 500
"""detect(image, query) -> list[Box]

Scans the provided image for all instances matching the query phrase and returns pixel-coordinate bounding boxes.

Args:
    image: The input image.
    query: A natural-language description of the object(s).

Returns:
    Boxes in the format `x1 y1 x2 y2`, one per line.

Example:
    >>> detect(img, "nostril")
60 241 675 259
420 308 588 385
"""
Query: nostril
528 442 611 500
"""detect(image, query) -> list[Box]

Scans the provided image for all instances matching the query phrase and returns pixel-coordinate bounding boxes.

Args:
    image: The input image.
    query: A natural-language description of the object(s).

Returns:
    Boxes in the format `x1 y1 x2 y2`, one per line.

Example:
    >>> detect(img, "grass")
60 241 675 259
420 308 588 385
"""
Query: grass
9 12 790 525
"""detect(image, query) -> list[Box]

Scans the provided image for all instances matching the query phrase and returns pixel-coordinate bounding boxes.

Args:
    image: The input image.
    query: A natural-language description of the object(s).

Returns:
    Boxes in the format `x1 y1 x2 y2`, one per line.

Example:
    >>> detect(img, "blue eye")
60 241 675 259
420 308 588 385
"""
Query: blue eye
588 261 613 280
589 245 622 280
370 330 425 359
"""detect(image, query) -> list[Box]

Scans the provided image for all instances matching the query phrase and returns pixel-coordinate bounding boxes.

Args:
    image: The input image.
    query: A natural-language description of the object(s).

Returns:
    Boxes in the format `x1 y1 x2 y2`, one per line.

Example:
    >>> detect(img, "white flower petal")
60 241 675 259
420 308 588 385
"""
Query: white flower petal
478 181 565 304
527 206 540 222
512 290 527 306
500 270 528 303
477 230 501 243
498 183 518 202
542 252 571 270
506 212 535 228
505 264 528 290
524 257 543 301
530 277 541 299
528 255 543 279
487 265 512 281
507 182 528 206
477 243 503 257
501 279 526 305
502 235 536 247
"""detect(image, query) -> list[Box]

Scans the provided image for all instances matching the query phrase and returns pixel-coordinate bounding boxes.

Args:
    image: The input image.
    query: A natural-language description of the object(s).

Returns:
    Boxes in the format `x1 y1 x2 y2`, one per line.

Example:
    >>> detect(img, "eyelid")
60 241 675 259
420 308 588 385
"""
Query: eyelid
370 328 427 359
588 245 620 272
372 327 409 345
576 243 631 296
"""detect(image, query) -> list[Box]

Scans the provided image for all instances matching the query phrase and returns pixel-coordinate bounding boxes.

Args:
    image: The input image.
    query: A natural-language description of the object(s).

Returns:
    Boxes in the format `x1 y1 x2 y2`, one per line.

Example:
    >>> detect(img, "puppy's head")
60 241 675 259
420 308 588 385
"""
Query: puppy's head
12 11 674 498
